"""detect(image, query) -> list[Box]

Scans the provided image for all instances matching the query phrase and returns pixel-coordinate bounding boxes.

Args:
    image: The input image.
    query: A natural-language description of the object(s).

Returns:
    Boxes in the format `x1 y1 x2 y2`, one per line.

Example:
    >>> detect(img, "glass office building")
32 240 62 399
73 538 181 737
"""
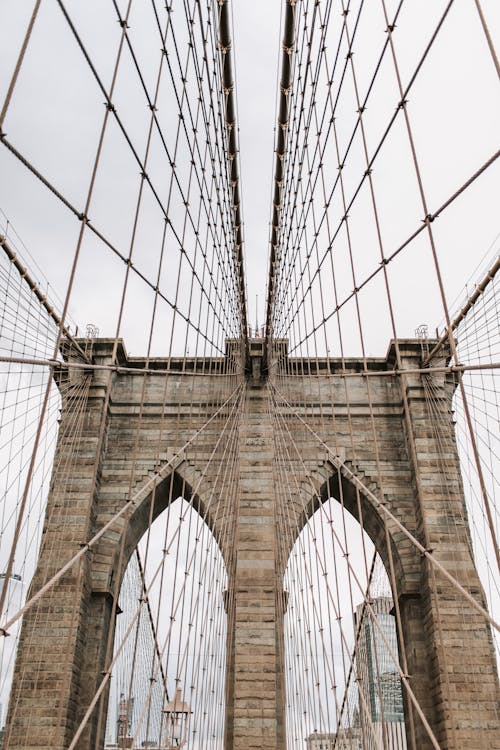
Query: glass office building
353 597 407 750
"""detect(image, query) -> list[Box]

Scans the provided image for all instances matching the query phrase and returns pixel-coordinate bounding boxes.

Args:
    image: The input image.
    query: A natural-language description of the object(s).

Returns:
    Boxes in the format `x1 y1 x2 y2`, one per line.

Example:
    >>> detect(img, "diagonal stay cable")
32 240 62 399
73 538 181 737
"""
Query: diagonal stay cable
269 380 500 632
0 381 243 637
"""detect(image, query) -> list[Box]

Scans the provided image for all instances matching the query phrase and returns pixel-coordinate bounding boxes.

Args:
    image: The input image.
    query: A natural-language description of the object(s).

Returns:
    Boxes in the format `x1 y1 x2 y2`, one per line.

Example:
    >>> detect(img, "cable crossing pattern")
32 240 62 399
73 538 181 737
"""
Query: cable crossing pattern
0 1 499 749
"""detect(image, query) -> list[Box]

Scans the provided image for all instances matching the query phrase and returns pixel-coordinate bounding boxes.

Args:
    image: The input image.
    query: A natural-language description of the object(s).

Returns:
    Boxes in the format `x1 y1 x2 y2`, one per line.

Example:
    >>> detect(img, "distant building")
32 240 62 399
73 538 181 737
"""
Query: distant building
306 731 333 750
353 597 407 750
117 692 134 745
0 571 23 743
104 741 161 750
306 726 362 750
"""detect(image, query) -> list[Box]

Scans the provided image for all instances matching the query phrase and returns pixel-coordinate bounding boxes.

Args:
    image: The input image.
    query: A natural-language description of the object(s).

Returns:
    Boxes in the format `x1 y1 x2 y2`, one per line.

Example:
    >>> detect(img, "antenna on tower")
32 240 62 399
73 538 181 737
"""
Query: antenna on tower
255 294 258 338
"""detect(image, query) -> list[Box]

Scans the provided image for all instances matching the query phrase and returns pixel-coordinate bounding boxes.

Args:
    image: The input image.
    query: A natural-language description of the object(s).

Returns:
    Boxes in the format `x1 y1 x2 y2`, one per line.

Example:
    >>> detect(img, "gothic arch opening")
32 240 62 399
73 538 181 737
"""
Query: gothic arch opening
289 466 412 602
283 497 408 750
104 495 228 750
120 466 224 576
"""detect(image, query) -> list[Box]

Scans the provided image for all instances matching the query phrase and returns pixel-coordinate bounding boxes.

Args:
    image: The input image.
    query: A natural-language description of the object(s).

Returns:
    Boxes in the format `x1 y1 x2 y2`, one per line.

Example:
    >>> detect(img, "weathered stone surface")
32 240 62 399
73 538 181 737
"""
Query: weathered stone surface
4 339 499 750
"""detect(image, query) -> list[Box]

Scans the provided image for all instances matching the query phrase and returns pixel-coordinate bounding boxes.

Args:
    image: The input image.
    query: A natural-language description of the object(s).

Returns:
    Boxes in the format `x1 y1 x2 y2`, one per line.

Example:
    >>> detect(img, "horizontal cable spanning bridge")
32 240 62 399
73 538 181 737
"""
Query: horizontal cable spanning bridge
0 1 499 750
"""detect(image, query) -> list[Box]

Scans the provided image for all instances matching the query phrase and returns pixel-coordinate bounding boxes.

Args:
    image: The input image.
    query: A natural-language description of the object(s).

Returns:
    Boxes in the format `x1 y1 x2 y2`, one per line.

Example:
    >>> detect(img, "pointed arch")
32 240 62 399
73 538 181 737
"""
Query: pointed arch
284 460 420 601
282 492 410 750
104 494 229 749
91 459 227 600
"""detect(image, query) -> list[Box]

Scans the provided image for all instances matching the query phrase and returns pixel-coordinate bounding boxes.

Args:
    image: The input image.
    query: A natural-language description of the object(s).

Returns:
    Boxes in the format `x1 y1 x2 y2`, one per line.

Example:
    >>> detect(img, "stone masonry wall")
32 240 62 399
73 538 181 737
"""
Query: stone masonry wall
4 339 499 750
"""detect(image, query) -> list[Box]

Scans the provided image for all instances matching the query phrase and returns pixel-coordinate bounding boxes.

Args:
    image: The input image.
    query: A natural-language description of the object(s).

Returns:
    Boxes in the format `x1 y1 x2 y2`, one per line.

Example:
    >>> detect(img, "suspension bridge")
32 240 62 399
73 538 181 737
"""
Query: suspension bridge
0 1 499 749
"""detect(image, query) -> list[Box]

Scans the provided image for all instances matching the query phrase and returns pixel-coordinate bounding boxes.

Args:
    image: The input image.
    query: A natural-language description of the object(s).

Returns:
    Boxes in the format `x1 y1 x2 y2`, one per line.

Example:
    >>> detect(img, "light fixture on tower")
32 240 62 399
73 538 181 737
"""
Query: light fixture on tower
162 688 191 749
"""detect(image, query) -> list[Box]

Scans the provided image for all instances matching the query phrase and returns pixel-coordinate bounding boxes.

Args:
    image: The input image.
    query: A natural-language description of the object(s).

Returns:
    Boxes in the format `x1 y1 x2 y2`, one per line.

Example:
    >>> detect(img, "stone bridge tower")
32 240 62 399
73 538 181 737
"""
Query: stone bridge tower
4 338 499 750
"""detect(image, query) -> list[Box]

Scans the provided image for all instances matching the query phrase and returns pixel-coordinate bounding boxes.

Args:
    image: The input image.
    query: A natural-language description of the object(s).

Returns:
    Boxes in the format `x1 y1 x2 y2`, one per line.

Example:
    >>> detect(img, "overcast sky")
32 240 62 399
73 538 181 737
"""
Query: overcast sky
0 0 498 356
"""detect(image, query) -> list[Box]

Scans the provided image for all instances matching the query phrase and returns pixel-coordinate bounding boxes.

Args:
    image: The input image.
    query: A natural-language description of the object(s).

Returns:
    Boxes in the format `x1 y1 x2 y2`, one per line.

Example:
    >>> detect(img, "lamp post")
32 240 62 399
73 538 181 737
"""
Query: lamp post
117 692 134 749
163 688 191 749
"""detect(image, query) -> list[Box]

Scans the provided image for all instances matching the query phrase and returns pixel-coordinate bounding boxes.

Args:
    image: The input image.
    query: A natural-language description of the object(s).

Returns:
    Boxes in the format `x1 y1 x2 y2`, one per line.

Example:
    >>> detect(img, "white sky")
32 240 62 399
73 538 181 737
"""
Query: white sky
0 1 498 356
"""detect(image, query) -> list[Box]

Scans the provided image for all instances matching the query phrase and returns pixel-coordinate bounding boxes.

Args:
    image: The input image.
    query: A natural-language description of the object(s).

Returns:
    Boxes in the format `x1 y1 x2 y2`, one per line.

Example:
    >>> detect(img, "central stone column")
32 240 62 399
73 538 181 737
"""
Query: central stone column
225 381 284 749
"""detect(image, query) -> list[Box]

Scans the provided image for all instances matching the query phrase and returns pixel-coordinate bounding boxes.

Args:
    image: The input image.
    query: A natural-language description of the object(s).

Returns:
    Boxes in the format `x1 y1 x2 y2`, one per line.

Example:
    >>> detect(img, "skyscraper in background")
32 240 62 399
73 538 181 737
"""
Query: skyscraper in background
353 597 407 750
0 571 23 734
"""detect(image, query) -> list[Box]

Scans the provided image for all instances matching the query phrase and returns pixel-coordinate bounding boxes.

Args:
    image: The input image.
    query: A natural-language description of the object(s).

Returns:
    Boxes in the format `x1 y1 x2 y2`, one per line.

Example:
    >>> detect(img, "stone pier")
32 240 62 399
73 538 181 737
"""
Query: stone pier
225 382 284 749
3 338 499 750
